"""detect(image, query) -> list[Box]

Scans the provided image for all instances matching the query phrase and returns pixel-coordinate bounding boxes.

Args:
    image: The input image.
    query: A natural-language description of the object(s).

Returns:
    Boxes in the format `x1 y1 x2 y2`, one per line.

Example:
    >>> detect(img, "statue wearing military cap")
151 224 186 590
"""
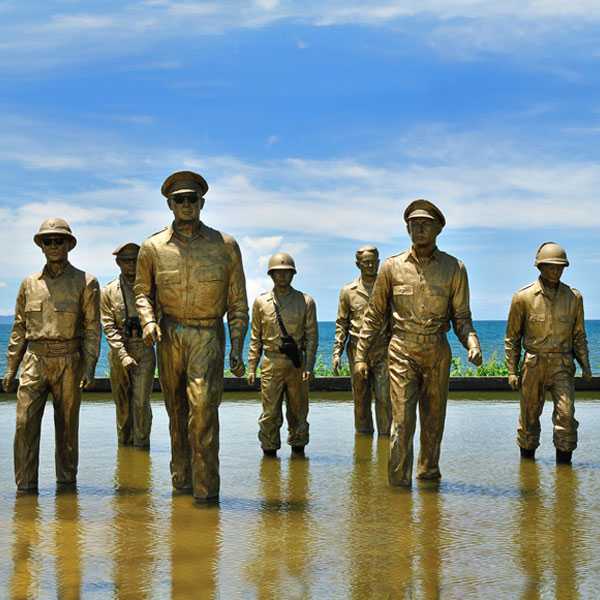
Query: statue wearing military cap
135 170 249 503
505 242 591 464
355 199 482 488
101 242 155 448
3 218 101 492
247 252 318 456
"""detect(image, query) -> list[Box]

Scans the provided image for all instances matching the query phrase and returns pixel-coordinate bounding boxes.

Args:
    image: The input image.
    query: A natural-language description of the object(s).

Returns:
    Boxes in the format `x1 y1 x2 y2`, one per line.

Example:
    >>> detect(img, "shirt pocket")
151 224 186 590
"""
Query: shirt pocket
194 265 225 303
526 313 547 338
156 270 182 308
392 284 414 314
424 285 448 317
54 301 80 334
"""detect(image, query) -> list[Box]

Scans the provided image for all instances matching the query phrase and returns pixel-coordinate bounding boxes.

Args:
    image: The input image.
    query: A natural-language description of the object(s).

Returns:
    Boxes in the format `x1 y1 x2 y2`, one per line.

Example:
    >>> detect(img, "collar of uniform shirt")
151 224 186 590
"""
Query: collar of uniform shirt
404 246 441 264
167 220 210 243
38 261 71 279
534 277 564 299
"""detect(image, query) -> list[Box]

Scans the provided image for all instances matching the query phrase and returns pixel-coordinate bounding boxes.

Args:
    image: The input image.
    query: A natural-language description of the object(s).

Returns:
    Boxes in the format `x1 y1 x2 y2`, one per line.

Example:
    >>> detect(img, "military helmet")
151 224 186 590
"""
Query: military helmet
33 218 77 249
267 252 297 274
535 242 569 267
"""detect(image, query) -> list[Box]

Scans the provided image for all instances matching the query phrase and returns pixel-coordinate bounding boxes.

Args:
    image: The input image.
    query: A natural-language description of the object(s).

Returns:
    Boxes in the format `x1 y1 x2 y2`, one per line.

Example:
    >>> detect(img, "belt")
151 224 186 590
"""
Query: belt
264 350 304 360
163 315 221 328
524 348 572 355
394 331 445 344
28 339 81 356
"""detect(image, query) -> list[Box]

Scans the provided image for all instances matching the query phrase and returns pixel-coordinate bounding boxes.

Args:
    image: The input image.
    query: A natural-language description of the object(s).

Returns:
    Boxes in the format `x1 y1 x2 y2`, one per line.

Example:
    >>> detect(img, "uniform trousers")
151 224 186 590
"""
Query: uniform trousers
158 318 225 501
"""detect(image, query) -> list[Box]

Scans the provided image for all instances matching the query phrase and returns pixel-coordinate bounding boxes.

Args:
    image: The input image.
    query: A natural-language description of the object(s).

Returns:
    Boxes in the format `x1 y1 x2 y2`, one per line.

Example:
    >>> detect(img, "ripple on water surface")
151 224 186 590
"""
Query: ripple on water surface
1 396 600 599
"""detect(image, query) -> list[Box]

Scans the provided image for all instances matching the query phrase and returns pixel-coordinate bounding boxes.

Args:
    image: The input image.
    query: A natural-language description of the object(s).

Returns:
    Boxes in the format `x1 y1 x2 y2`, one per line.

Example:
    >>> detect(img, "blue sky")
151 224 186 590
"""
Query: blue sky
2 1 600 319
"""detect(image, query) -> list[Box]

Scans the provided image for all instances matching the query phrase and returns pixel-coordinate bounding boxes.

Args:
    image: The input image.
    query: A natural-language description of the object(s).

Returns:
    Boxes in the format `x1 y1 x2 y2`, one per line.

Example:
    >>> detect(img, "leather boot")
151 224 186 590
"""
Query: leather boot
520 447 535 460
556 449 572 465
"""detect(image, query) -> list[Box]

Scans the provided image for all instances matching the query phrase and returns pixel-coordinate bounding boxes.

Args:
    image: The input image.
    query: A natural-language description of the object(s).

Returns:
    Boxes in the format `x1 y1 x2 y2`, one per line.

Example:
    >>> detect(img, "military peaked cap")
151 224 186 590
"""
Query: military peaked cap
161 170 209 198
403 199 446 228
112 242 140 257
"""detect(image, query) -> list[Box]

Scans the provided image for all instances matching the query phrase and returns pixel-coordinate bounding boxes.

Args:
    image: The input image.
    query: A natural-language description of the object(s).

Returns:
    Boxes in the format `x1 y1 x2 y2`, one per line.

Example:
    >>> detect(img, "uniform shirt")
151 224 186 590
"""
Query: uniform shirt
134 222 249 343
505 278 590 376
101 275 141 362
6 262 101 376
356 247 479 363
333 277 390 361
247 288 318 373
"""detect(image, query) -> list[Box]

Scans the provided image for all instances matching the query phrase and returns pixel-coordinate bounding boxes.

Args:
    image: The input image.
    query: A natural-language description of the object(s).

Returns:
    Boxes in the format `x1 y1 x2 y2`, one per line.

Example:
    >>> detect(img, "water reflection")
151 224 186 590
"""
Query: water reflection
517 461 545 599
245 456 312 599
55 489 82 600
554 467 579 600
112 447 156 599
170 492 221 599
349 434 417 598
417 487 442 599
11 494 41 600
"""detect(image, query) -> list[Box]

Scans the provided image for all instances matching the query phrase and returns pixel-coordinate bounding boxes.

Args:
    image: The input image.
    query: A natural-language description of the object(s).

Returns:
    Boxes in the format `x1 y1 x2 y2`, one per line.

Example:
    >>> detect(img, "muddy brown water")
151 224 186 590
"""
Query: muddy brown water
1 393 600 599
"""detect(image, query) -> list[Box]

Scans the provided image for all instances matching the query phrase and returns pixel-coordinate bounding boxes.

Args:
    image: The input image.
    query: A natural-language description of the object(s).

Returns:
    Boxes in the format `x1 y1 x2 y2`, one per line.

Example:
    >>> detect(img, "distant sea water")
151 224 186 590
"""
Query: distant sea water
1 321 600 376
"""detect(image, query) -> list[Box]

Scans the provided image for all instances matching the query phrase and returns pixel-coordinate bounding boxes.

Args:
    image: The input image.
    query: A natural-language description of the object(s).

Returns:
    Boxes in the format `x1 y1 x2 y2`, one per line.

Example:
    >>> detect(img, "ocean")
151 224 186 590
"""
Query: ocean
1 321 600 375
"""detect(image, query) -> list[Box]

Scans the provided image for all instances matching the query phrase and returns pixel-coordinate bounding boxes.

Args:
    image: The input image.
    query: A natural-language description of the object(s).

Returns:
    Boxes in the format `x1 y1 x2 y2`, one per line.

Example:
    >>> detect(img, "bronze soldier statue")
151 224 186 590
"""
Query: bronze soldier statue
101 243 155 448
247 253 318 456
135 171 249 503
355 200 482 488
505 242 592 464
2 218 101 492
333 245 391 435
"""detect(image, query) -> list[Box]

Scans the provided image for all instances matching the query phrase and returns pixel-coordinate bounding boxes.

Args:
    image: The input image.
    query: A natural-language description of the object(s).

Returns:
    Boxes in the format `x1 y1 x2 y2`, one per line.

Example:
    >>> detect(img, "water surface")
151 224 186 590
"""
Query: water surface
1 396 600 598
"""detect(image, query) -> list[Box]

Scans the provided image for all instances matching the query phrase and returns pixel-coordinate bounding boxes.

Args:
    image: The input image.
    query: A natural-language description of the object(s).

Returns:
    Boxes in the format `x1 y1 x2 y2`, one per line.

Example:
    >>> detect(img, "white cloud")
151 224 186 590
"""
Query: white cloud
1 1 600 71
0 282 6 288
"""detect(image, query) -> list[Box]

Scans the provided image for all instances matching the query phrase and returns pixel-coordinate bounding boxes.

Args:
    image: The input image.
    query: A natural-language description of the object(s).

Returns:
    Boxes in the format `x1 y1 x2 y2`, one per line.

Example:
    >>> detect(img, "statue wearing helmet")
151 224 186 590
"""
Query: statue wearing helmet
3 218 101 492
505 242 592 464
247 252 318 456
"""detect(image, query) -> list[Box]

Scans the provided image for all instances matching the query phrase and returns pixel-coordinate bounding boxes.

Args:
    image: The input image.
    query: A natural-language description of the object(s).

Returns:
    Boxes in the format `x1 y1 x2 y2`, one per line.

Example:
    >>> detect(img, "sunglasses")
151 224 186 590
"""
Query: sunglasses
42 237 66 247
172 194 199 205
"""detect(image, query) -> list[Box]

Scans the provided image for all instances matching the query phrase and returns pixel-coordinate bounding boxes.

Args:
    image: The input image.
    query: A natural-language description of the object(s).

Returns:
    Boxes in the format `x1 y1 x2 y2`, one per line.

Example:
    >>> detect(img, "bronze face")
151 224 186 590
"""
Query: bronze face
269 269 295 289
167 192 204 223
356 250 379 280
407 217 441 249
538 263 565 286
40 235 70 263
116 254 138 282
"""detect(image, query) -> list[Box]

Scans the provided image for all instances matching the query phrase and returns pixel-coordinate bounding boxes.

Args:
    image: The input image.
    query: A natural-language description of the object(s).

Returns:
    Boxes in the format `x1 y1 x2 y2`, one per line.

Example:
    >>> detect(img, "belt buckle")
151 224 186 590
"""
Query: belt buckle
49 342 67 356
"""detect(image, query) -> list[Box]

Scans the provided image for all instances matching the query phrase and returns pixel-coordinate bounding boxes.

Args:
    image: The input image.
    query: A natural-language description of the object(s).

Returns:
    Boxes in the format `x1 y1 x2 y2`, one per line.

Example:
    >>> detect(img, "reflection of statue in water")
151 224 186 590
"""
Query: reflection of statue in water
247 253 318 457
553 466 579 599
333 246 391 435
244 457 312 598
113 447 156 600
355 200 482 487
55 489 82 600
349 434 415 598
135 171 249 503
3 218 101 491
517 461 544 598
418 489 442 599
505 243 592 464
10 495 41 599
170 494 221 598
101 243 155 448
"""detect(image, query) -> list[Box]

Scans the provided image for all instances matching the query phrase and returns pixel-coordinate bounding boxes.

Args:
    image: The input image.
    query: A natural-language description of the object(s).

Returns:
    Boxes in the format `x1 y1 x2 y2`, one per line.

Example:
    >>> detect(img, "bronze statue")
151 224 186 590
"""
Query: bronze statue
355 200 482 487
505 242 592 464
101 243 155 448
247 253 318 456
134 171 249 503
2 218 101 492
333 245 391 435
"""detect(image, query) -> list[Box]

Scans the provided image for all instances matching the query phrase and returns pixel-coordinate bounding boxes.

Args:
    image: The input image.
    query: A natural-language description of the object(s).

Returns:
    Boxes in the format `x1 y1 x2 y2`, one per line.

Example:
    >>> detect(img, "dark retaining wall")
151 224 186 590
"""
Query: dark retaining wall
44 376 600 393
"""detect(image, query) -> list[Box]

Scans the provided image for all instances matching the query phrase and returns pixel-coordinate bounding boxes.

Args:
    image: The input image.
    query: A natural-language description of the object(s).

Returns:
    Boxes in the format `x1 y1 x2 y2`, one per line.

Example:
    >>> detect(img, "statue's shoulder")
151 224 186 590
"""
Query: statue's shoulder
145 227 170 243
515 282 536 298
103 277 120 293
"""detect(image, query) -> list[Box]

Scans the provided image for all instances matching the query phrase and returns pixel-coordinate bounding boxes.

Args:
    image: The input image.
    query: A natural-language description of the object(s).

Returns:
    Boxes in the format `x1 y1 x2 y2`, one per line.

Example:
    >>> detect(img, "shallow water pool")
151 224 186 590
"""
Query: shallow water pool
1 394 600 599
